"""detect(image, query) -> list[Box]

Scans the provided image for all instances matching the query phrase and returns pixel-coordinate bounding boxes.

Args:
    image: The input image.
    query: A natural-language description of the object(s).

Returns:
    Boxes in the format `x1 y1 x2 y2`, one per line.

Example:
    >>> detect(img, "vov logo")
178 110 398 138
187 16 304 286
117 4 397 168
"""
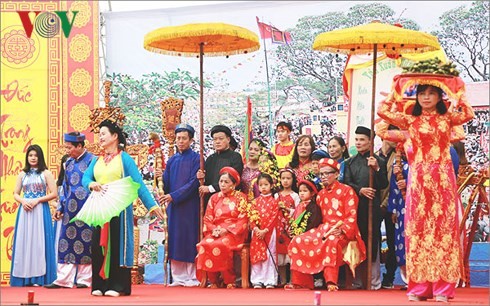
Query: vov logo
17 11 79 38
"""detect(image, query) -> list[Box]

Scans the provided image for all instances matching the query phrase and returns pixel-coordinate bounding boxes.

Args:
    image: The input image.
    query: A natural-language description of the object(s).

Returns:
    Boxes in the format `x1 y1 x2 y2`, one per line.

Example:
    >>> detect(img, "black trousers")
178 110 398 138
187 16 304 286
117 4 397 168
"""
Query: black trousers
382 210 397 283
91 216 132 295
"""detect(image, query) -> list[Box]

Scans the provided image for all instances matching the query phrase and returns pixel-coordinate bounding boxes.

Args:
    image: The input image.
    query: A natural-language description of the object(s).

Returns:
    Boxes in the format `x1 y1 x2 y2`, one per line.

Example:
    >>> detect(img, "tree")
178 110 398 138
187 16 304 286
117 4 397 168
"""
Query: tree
433 1 489 81
107 69 210 138
272 3 421 120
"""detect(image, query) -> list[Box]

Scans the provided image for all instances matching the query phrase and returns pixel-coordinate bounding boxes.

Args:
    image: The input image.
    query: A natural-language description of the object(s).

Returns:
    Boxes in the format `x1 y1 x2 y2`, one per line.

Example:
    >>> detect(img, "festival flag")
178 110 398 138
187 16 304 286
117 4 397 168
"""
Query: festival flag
256 16 292 44
342 54 352 100
256 17 272 39
241 96 253 163
271 27 292 44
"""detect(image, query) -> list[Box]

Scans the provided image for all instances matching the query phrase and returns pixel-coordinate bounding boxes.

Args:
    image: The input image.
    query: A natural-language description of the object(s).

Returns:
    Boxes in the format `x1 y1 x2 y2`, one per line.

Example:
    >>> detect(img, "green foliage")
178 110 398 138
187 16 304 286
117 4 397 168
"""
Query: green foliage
432 1 489 81
107 69 209 138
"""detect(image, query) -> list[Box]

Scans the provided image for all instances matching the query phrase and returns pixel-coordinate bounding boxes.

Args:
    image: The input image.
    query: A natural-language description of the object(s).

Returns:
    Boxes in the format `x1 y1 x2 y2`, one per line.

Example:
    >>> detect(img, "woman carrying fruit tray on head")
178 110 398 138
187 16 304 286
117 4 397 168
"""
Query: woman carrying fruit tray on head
377 58 475 303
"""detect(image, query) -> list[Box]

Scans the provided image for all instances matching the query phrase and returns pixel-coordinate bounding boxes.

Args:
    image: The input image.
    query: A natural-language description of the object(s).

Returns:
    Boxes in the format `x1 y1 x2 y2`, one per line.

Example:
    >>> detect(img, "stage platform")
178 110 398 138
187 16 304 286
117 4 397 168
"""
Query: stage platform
1 285 488 305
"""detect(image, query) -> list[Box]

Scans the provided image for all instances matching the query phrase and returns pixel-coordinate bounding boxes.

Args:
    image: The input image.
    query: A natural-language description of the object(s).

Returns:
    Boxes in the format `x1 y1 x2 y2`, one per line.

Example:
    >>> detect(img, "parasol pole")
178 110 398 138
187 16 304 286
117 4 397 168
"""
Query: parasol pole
367 43 378 291
199 42 205 241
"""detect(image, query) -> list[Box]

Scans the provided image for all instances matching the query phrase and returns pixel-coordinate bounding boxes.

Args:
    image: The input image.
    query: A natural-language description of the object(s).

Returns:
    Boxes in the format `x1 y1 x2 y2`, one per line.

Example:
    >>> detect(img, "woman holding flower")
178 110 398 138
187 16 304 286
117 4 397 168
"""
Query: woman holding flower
196 167 249 289
240 139 265 200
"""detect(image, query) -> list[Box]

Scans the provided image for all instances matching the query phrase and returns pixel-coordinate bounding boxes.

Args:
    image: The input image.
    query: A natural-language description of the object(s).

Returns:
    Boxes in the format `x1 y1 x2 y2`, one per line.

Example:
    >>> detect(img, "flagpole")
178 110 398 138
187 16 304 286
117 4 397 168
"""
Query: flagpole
262 28 274 146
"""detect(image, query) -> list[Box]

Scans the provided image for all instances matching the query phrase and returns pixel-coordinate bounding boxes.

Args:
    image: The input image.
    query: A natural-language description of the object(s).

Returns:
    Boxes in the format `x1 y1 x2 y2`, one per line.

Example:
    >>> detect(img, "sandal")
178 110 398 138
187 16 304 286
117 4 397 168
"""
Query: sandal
226 283 236 289
208 283 219 289
327 284 338 292
284 284 309 290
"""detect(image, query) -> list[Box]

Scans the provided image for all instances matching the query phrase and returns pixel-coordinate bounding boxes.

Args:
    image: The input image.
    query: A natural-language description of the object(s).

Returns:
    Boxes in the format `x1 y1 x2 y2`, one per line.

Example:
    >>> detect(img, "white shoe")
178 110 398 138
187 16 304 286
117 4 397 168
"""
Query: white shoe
91 290 103 296
184 280 201 287
104 290 120 297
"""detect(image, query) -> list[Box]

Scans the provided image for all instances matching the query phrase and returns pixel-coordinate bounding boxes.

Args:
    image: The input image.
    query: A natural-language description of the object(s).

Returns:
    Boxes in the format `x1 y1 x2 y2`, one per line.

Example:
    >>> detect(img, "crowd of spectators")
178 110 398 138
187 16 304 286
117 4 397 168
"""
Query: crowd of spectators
127 104 489 243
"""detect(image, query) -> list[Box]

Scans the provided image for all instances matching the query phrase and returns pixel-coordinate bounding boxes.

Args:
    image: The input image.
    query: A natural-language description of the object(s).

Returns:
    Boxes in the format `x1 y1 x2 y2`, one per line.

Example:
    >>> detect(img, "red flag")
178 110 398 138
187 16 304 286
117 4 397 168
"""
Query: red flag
271 27 292 44
342 54 352 100
256 17 272 39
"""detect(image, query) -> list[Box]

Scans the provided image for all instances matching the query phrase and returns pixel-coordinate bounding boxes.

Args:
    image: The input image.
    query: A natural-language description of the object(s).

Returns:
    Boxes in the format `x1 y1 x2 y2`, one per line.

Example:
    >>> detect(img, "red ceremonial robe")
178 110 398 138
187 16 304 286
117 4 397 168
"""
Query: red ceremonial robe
196 190 248 273
288 181 366 286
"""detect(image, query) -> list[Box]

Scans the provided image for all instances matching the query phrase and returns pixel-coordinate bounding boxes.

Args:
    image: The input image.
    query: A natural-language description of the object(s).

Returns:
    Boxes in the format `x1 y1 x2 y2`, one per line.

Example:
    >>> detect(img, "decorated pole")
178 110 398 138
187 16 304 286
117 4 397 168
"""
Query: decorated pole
158 96 184 285
366 43 378 290
103 80 112 106
153 147 168 285
199 42 205 241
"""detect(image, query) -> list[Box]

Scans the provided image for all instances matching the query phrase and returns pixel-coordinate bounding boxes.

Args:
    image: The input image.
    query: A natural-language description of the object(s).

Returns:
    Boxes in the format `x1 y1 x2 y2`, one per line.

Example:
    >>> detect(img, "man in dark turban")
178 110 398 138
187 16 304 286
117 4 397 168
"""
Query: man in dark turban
344 126 388 290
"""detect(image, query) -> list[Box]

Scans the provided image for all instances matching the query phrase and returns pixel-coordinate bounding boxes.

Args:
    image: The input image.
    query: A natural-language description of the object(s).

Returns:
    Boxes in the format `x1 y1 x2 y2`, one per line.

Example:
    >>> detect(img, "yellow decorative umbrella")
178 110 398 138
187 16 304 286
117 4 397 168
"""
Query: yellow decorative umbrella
313 21 441 290
143 22 260 239
313 21 440 55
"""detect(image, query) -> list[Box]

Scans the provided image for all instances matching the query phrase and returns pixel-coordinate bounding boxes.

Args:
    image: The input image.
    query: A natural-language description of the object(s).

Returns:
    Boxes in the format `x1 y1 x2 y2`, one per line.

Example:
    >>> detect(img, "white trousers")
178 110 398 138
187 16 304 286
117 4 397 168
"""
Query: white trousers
169 260 200 287
53 263 91 287
250 229 278 287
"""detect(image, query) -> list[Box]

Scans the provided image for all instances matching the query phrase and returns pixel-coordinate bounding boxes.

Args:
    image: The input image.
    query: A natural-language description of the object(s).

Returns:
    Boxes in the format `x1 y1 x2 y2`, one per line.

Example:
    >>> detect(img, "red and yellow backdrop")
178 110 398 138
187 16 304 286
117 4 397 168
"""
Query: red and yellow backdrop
0 0 99 285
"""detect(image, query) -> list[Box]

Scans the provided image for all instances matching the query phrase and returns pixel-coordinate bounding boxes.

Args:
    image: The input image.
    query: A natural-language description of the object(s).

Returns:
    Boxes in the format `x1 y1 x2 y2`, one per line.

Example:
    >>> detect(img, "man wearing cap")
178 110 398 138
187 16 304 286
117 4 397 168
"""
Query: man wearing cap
45 132 94 289
344 126 388 290
158 124 201 287
288 158 365 291
272 122 295 169
197 125 244 204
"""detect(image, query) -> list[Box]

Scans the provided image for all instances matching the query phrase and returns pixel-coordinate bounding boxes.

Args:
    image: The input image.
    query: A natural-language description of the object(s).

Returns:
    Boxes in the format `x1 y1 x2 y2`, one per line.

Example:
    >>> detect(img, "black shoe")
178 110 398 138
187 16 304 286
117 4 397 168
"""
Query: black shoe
44 283 66 289
381 282 394 289
76 284 88 289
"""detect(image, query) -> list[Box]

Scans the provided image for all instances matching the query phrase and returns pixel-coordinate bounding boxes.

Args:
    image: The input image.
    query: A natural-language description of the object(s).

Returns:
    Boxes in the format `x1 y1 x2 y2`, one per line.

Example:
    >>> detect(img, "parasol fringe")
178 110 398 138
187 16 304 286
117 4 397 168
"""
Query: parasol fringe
313 44 437 55
144 45 259 58
143 23 260 57
312 22 440 54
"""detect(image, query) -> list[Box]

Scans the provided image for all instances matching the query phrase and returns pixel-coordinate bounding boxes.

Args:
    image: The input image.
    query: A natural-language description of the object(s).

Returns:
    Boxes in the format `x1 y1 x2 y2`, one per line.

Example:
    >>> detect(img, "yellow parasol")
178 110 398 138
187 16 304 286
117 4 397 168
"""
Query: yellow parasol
143 22 260 240
313 21 441 290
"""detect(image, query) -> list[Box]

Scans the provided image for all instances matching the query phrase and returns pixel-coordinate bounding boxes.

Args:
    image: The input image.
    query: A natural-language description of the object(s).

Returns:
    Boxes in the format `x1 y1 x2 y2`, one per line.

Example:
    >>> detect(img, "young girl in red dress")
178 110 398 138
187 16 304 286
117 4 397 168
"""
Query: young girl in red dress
275 168 300 286
250 173 280 289
285 179 322 290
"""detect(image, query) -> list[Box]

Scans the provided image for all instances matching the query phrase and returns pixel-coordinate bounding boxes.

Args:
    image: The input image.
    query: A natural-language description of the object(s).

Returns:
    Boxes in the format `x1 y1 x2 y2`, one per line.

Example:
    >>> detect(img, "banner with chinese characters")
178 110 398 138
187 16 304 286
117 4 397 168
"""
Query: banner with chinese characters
0 0 98 286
